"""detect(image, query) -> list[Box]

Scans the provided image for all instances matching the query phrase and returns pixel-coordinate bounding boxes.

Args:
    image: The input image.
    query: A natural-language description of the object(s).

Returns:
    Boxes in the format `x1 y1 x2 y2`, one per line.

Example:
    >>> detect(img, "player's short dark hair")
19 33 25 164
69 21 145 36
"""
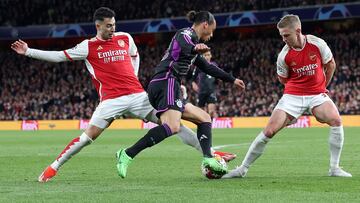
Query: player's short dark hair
186 10 215 25
93 7 115 22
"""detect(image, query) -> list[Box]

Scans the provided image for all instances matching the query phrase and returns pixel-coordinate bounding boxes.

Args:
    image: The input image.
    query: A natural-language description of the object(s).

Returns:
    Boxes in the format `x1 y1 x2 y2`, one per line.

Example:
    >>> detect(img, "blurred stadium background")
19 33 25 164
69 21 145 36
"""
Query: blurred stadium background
0 0 359 121
0 1 359 202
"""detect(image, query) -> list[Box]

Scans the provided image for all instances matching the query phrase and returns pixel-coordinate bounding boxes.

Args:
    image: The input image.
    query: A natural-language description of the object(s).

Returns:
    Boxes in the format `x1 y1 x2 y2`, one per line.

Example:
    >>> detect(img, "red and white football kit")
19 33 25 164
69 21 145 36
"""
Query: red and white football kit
274 34 335 118
25 32 153 128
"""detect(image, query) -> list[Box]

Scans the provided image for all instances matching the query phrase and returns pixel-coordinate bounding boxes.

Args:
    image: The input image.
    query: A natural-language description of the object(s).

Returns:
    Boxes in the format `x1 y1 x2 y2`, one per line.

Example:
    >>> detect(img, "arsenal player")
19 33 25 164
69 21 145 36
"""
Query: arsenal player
224 14 351 178
11 7 235 182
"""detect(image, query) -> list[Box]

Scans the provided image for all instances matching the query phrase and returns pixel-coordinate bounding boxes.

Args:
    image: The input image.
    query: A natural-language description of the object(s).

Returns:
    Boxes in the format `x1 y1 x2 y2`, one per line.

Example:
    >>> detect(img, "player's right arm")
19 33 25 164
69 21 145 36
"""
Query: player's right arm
172 30 210 74
11 39 88 62
276 46 289 84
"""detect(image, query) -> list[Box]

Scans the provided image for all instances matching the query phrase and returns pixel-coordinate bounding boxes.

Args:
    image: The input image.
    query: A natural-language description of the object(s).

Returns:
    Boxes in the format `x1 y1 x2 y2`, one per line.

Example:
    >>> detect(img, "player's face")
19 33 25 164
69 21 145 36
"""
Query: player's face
279 27 298 47
96 17 116 40
201 20 216 42
203 51 212 62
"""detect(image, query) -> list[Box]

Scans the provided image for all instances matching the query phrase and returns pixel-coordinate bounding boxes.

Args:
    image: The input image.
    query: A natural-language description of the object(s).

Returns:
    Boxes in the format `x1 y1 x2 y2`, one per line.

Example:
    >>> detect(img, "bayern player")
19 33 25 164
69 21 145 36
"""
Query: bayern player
223 14 352 178
11 7 234 182
191 50 219 118
116 11 245 178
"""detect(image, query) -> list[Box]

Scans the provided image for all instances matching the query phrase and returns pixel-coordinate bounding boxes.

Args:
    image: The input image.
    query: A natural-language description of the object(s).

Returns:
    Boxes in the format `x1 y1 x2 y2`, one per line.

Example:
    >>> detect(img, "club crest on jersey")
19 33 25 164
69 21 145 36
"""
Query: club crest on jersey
309 52 317 61
175 99 183 108
118 40 125 47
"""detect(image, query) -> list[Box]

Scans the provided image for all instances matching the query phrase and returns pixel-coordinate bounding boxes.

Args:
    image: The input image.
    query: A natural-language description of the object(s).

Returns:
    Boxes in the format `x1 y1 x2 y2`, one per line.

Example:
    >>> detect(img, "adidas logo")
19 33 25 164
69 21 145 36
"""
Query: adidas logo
97 45 103 50
199 134 208 141
290 61 297 66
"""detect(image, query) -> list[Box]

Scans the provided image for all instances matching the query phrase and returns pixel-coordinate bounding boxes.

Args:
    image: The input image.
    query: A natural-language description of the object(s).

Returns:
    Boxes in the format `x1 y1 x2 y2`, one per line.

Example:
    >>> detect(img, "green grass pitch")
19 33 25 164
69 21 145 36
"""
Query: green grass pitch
0 127 359 202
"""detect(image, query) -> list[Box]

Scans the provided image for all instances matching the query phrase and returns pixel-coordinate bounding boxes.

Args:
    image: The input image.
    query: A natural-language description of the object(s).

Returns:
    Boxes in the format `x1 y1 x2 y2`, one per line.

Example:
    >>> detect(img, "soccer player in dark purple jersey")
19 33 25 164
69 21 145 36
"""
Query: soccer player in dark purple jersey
116 10 245 178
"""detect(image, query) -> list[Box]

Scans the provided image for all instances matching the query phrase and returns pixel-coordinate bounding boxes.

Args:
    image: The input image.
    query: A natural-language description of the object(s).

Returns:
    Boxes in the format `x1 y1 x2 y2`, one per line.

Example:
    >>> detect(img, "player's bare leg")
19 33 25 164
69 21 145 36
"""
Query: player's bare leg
223 109 293 178
207 103 218 118
38 125 103 182
312 101 352 177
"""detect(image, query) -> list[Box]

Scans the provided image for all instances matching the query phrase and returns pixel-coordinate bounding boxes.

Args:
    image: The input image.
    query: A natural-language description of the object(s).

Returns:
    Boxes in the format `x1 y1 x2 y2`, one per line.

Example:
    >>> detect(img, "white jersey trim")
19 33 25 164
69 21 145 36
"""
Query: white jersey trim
64 40 89 61
276 45 290 78
306 35 333 64
114 31 140 76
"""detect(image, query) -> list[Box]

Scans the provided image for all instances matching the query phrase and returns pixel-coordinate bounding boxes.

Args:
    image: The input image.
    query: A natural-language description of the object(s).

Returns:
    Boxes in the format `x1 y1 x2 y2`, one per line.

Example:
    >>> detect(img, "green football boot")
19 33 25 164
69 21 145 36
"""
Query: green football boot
202 157 228 173
116 149 133 178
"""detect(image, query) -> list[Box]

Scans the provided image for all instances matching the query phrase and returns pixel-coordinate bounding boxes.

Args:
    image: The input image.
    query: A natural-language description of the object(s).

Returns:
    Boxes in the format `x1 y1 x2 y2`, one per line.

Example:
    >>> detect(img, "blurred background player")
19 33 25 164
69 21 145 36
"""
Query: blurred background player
224 14 352 178
191 50 218 118
116 10 245 178
10 7 231 183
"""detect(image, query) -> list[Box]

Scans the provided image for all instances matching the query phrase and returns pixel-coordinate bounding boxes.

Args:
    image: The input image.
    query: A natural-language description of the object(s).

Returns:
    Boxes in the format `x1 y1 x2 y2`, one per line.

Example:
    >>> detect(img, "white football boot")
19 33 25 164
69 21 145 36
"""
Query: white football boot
328 167 352 177
222 165 248 179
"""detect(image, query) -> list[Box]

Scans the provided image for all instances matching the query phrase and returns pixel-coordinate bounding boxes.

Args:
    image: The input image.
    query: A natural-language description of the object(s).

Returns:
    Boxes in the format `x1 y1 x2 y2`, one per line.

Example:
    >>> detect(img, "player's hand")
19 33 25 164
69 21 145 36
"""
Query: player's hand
191 82 199 93
194 43 210 53
180 85 188 100
234 79 245 91
11 39 28 55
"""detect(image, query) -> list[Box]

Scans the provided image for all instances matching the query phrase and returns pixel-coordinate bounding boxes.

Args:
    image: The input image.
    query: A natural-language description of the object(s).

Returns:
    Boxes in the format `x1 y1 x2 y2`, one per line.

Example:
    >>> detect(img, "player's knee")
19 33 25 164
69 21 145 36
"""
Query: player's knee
263 127 276 138
200 112 212 123
166 122 181 134
328 116 342 127
85 125 103 140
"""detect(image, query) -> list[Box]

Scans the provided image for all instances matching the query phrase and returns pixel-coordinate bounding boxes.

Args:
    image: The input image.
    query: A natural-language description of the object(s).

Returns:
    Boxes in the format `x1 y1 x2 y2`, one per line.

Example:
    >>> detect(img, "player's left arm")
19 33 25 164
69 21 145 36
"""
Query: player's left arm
323 57 336 87
126 33 140 76
194 55 235 82
194 55 245 90
313 35 334 87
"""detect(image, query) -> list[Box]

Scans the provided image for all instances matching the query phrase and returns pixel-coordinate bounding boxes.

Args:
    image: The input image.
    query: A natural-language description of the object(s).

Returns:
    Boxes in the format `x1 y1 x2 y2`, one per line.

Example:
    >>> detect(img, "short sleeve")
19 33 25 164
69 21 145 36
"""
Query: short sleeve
63 40 89 61
276 46 289 78
307 35 333 64
128 34 138 57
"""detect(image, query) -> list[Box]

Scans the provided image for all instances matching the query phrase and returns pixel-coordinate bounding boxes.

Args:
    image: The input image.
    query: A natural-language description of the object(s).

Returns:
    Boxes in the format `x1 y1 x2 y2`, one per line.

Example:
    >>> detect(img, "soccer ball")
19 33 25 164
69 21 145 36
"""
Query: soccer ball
201 155 228 179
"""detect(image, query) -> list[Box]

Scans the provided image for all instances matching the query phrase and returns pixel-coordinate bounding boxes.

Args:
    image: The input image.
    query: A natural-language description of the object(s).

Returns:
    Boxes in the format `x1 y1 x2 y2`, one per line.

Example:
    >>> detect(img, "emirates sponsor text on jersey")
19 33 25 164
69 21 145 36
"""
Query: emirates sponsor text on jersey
293 63 318 76
98 49 128 63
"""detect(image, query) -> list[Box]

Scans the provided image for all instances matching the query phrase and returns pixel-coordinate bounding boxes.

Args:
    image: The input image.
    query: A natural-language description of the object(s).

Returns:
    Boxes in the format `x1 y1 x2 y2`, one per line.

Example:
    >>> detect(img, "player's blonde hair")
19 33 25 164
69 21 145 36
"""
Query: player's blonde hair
277 14 301 29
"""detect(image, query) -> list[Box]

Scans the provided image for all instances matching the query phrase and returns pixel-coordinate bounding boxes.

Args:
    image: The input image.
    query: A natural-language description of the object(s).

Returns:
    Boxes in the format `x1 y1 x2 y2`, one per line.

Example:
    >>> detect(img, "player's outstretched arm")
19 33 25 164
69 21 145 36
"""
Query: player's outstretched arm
233 79 245 91
194 55 245 91
11 39 28 55
10 39 87 63
194 55 235 82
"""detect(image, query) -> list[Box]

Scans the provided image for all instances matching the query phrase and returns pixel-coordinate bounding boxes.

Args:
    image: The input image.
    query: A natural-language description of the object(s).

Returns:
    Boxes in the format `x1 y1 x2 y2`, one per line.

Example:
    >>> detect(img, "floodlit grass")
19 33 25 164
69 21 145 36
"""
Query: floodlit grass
0 128 359 202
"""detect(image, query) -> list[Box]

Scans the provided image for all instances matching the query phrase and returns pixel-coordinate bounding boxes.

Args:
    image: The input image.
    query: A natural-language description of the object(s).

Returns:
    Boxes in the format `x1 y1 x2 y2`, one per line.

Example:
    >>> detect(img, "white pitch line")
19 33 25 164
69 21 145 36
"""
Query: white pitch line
213 140 288 150
212 143 250 150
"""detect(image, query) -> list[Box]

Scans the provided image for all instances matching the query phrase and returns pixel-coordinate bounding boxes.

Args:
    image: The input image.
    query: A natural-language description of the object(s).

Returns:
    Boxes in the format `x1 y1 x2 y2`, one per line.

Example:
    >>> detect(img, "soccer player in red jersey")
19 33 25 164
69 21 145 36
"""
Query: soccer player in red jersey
11 7 234 182
224 14 352 178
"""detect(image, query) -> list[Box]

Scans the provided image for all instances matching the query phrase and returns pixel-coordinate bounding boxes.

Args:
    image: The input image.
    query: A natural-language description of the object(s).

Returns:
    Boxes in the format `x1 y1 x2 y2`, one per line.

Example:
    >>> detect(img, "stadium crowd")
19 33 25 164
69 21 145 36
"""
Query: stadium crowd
0 30 359 120
0 0 356 26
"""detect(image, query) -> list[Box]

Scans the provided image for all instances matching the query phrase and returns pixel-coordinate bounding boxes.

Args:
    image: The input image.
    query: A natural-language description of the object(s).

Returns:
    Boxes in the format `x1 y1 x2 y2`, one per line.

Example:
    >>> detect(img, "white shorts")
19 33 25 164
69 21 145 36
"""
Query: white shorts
274 93 333 119
89 91 154 129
